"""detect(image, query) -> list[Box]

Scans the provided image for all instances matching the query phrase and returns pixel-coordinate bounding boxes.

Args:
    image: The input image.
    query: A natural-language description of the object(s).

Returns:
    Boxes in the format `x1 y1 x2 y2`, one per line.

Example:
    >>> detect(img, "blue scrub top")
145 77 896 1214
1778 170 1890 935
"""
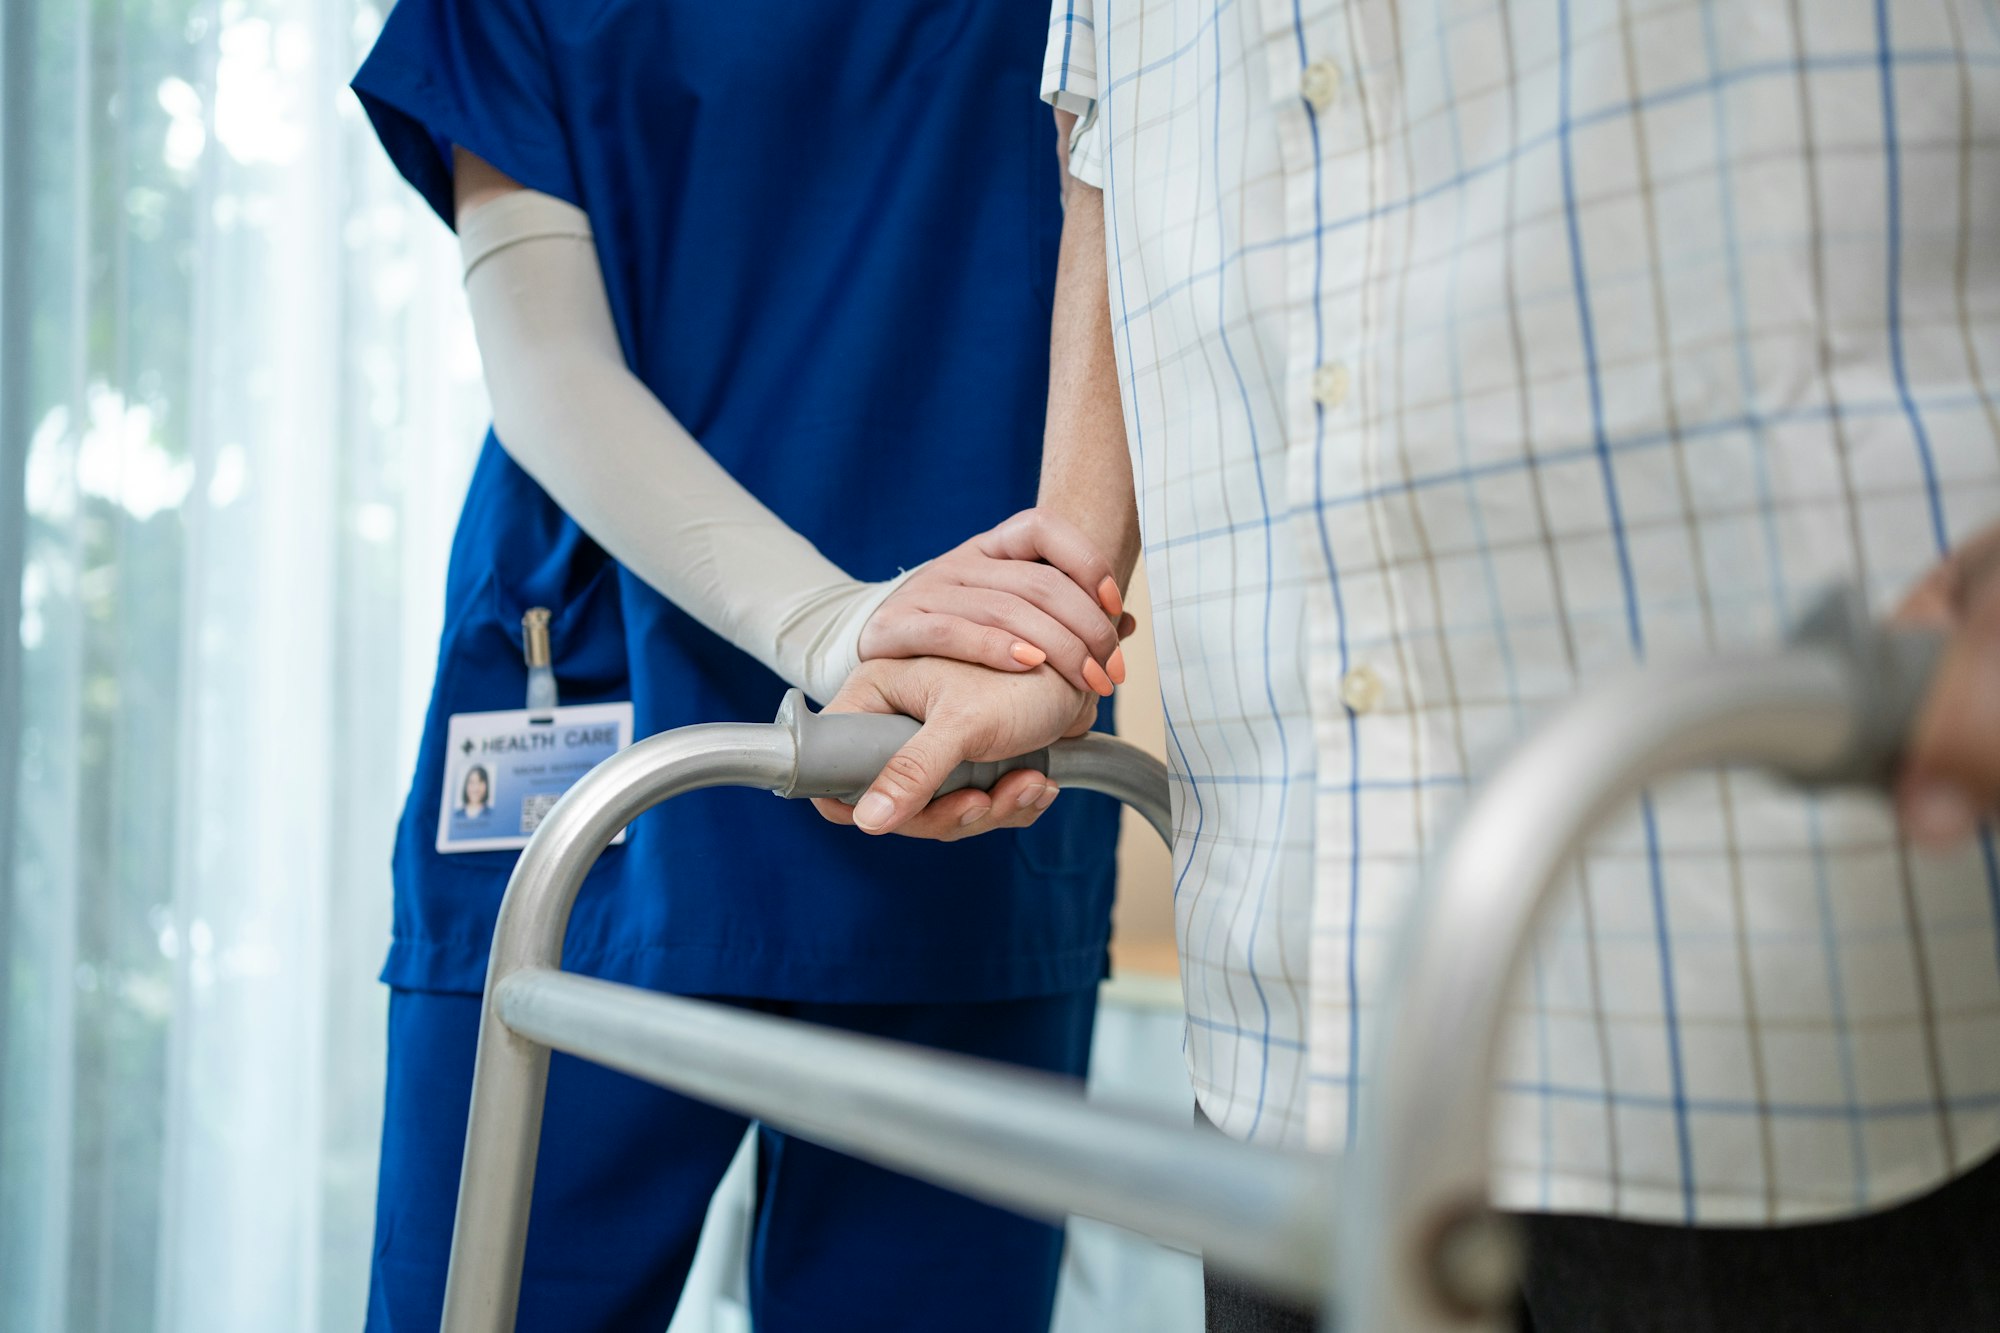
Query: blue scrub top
352 0 1117 1002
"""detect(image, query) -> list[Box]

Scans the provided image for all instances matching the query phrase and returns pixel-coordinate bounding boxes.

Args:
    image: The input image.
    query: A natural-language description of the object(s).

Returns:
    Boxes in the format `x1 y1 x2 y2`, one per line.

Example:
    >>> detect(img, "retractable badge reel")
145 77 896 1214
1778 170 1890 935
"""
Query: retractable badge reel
434 607 636 854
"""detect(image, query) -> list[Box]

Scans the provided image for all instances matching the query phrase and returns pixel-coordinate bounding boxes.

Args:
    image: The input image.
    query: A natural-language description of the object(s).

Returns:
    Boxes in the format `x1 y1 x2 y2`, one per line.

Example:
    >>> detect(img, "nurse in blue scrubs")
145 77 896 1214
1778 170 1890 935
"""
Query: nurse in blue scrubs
350 2 1123 1329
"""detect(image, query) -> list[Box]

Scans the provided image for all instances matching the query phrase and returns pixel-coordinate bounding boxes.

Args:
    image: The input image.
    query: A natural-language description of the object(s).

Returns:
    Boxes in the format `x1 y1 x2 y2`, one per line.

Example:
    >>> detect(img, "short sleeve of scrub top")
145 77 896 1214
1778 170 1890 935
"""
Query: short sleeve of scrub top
348 0 1119 1007
352 0 578 223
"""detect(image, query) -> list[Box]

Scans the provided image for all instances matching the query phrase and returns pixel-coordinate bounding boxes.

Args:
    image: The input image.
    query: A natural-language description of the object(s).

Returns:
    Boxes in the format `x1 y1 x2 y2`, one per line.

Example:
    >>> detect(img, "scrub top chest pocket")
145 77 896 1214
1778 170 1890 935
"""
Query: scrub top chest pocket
437 701 634 853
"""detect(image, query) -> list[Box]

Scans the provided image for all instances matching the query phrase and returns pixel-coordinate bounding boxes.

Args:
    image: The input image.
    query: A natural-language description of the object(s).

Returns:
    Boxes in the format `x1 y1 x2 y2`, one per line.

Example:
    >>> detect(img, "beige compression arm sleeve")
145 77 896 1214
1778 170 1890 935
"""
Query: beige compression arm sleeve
458 190 907 703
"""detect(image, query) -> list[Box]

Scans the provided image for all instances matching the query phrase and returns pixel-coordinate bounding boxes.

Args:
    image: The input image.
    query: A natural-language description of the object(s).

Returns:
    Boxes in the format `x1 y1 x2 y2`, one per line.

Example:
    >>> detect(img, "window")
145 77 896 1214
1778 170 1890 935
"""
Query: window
0 2 485 1327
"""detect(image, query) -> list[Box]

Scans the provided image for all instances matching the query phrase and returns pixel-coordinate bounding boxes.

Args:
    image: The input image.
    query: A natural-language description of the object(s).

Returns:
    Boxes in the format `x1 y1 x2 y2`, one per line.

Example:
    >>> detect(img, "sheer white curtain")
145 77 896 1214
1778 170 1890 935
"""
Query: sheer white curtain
0 1 485 1328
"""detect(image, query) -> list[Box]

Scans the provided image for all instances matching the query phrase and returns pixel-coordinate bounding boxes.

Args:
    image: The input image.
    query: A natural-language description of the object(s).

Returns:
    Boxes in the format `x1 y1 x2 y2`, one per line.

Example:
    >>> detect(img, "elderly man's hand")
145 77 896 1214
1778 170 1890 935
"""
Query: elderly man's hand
811 657 1099 841
1896 523 2000 846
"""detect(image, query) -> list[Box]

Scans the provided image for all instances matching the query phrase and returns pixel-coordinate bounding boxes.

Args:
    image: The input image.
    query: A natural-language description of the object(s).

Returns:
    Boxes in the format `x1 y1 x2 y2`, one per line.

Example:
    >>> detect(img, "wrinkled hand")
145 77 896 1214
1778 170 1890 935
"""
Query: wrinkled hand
811 656 1098 840
859 508 1135 698
1895 522 2000 846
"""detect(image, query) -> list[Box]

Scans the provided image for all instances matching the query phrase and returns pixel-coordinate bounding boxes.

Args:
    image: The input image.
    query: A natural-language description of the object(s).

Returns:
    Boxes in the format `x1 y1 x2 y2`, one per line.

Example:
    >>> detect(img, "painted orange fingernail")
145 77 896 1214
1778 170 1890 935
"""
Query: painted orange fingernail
1082 658 1114 696
1010 641 1048 667
1107 646 1127 685
1097 576 1124 618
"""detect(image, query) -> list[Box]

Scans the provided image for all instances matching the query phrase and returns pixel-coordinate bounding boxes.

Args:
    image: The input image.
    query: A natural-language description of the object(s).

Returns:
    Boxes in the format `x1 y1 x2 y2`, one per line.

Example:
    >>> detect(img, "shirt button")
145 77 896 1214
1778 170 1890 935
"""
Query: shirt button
1340 664 1383 714
1301 59 1341 110
1312 362 1349 408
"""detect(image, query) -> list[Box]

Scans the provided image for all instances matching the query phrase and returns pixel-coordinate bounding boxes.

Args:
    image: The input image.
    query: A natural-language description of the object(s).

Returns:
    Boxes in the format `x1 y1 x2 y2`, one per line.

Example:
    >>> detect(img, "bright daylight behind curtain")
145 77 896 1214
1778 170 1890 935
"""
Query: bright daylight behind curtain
0 0 487 1328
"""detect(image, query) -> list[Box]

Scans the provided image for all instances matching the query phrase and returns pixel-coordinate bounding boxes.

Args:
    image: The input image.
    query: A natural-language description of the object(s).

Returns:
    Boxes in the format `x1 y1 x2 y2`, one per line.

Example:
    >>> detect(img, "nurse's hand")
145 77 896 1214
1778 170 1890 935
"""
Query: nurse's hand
810 656 1097 840
859 508 1136 699
1894 520 2000 846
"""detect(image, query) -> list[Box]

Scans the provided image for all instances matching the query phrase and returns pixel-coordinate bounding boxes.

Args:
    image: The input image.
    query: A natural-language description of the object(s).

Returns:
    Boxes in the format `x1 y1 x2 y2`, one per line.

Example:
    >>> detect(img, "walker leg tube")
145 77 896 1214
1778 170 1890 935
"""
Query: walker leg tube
440 723 797 1333
438 1003 554 1332
1339 603 1938 1331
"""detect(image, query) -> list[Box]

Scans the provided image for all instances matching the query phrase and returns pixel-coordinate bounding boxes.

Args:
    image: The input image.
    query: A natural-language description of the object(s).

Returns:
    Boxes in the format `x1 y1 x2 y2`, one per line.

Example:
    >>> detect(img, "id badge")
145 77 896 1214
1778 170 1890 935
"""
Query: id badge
436 702 636 853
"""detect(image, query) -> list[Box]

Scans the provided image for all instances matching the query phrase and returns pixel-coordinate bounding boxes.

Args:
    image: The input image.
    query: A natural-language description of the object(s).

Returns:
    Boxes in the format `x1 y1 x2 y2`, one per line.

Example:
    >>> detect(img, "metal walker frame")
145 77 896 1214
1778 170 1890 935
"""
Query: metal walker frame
438 591 1938 1331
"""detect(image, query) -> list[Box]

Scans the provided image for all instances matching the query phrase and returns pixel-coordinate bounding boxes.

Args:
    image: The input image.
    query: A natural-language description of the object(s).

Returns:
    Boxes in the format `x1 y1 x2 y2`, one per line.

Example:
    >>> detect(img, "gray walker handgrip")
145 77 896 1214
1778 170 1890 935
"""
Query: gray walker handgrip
771 688 1054 803
1786 587 1946 788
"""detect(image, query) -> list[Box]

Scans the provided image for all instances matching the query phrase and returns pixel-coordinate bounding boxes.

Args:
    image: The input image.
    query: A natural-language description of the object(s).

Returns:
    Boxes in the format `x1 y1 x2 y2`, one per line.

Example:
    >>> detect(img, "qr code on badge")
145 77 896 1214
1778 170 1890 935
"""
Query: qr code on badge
519 792 561 834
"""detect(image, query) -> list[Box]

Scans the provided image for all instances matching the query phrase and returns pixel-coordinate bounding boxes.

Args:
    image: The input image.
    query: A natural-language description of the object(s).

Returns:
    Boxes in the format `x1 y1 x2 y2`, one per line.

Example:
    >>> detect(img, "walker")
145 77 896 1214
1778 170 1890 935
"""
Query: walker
438 588 1940 1331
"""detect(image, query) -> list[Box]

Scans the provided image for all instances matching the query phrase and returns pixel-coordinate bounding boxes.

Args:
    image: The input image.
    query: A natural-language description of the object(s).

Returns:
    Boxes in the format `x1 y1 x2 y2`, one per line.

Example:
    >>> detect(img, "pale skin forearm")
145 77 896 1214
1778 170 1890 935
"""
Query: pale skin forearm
1040 112 1141 593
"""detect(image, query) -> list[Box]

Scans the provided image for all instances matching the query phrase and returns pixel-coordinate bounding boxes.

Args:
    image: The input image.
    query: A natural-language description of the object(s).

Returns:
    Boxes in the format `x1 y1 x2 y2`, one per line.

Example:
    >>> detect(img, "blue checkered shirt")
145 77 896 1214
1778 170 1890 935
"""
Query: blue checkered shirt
1046 0 2000 1222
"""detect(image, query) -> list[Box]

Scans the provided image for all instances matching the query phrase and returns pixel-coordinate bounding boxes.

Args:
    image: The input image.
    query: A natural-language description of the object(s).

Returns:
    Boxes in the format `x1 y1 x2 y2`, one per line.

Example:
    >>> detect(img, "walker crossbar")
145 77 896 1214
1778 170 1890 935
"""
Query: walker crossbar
440 592 1940 1332
494 968 1331 1293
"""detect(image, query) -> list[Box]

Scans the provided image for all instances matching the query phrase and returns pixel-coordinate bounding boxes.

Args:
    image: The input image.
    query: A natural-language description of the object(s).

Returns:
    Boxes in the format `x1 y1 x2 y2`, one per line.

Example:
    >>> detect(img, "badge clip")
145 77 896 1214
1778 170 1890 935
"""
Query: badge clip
523 606 558 713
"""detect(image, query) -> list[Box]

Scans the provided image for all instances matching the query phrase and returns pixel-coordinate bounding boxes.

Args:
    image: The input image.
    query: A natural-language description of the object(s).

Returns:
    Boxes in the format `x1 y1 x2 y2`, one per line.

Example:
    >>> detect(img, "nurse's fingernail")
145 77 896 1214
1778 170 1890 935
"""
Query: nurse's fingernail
1097 577 1124 618
1010 642 1047 667
1107 647 1128 685
1033 784 1060 812
1904 779 1981 848
854 792 895 832
1082 658 1114 696
958 805 987 828
1015 783 1048 810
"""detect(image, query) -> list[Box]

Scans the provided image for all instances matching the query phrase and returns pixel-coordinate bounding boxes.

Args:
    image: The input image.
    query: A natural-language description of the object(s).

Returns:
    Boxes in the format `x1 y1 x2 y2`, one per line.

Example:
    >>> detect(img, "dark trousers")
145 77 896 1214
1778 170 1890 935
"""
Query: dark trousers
1518 1147 2000 1332
1196 1108 1319 1332
1197 1102 2000 1333
1204 1263 1317 1333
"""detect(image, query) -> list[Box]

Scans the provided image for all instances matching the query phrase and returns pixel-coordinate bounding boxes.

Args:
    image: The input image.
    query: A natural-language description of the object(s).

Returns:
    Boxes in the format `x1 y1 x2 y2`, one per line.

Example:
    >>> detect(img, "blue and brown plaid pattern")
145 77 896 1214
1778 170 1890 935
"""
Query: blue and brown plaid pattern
1048 0 2000 1223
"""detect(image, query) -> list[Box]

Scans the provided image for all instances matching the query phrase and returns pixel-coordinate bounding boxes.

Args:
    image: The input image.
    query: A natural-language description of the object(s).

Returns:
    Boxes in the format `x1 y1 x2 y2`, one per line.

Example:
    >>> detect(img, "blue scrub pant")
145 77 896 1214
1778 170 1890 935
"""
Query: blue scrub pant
366 986 1097 1332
